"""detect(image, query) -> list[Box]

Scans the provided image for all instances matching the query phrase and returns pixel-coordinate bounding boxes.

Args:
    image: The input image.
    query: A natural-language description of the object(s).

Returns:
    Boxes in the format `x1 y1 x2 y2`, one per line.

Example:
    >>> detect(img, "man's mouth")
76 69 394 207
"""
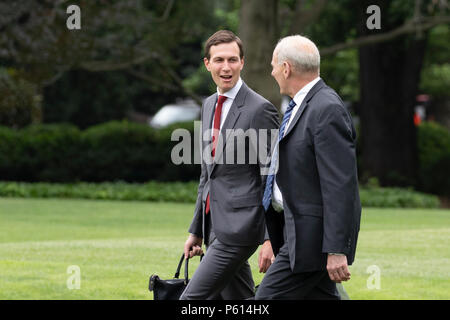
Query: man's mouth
220 75 232 80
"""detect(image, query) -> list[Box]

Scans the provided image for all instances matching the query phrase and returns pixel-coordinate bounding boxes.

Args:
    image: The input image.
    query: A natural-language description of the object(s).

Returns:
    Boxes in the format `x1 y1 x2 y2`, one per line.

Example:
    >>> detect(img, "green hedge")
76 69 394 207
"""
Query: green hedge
417 121 450 196
0 121 199 182
0 181 199 203
0 181 440 208
359 186 440 208
0 120 449 198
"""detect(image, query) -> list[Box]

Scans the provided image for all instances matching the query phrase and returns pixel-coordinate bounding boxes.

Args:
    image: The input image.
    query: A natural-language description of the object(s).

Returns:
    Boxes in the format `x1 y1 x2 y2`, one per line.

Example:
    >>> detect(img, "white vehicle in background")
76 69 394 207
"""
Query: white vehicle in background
149 98 202 128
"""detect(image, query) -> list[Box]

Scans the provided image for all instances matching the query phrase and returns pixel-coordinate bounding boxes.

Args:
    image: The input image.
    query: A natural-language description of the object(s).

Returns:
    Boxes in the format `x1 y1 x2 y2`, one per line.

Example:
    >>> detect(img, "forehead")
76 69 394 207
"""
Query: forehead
271 52 278 65
209 41 240 59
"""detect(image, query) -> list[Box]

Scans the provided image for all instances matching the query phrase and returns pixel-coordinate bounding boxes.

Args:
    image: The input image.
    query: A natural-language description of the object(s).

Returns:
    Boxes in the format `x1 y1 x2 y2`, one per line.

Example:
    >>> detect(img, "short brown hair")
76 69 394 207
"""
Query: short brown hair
204 30 244 60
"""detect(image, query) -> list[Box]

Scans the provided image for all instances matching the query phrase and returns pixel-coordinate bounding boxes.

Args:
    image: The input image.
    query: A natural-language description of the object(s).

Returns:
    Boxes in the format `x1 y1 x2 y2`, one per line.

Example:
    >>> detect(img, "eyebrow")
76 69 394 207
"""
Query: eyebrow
212 55 239 60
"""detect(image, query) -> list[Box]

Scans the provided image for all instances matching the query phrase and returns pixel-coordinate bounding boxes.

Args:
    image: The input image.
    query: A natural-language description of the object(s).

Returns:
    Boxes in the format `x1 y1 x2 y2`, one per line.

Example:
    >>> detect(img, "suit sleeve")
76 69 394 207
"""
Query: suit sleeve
188 159 206 238
187 106 207 238
252 101 280 241
314 103 358 255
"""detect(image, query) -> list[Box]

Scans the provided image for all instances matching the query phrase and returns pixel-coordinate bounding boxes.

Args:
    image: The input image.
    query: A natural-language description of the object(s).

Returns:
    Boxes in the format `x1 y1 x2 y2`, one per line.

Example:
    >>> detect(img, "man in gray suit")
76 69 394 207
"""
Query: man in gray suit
256 35 361 300
180 30 279 300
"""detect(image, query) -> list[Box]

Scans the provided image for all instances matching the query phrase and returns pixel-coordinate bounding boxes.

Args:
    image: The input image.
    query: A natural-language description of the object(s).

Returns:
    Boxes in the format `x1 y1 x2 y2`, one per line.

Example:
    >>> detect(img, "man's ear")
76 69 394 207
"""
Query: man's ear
283 61 291 79
240 57 244 70
204 57 211 71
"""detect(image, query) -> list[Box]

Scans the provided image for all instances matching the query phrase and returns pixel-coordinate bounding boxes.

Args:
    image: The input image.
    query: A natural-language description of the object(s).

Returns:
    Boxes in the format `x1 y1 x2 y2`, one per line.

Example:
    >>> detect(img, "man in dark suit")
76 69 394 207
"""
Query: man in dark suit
255 35 361 300
179 30 279 300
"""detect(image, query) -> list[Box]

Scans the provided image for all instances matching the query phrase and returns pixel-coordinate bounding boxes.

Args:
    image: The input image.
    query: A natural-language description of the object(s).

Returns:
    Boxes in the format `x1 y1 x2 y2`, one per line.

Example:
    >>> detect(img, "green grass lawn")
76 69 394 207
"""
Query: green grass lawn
0 197 449 300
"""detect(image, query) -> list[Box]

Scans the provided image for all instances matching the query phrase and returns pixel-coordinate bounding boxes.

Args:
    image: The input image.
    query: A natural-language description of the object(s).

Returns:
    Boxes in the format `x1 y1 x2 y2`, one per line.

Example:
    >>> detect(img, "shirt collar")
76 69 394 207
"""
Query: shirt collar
216 77 243 100
293 77 321 106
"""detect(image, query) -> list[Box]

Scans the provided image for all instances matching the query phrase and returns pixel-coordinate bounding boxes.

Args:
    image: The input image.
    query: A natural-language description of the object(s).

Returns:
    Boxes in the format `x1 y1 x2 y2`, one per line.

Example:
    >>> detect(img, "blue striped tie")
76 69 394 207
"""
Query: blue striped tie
262 99 297 211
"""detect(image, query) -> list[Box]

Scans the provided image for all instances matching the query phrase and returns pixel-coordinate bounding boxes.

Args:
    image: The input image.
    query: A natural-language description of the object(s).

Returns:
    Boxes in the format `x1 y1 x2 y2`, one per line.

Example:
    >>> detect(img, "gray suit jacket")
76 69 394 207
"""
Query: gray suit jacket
265 79 361 273
189 82 279 246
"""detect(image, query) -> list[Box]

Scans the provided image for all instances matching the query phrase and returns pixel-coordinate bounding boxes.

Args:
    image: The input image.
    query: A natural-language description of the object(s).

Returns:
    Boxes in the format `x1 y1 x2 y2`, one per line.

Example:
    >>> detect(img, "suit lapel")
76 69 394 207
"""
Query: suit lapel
203 94 217 174
281 79 325 140
210 82 248 174
203 94 217 138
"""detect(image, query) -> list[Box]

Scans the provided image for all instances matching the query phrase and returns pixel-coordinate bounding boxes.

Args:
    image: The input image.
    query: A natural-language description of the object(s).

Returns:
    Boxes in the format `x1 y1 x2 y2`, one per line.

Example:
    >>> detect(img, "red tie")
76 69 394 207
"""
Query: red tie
205 95 227 215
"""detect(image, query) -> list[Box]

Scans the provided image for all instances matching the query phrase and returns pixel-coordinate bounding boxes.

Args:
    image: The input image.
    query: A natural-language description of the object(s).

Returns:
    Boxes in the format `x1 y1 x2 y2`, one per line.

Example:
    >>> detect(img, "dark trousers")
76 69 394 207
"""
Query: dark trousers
255 242 340 300
179 214 258 300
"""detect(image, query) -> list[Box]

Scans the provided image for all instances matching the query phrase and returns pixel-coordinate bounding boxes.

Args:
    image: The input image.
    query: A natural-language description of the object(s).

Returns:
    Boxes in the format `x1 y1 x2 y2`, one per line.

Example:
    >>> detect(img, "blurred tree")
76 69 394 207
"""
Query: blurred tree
239 0 280 106
238 0 449 187
0 0 221 127
1 0 448 188
43 70 144 128
356 0 450 186
419 24 450 128
357 0 422 186
0 68 42 128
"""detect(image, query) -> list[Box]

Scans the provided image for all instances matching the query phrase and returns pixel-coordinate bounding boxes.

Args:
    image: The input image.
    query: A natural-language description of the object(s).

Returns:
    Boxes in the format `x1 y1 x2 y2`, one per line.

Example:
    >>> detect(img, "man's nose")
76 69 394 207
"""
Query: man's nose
222 61 231 71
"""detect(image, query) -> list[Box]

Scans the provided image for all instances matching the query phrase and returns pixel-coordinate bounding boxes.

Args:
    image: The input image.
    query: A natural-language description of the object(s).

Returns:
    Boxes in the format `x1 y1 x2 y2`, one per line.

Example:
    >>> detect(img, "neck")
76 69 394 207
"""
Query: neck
218 89 228 95
287 75 318 98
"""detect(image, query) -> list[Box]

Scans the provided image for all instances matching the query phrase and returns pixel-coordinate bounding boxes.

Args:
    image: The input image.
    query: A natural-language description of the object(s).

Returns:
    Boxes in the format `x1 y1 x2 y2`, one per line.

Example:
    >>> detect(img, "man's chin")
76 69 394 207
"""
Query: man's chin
219 82 235 93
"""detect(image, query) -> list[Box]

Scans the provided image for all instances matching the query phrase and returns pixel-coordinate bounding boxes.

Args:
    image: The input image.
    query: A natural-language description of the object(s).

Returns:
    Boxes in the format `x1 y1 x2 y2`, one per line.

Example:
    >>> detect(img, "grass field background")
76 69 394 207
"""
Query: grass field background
0 197 449 300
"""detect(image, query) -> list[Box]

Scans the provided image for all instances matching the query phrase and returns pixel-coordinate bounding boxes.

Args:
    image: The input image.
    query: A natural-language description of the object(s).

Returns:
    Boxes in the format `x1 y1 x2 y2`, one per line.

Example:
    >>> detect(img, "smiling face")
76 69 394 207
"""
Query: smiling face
204 41 244 94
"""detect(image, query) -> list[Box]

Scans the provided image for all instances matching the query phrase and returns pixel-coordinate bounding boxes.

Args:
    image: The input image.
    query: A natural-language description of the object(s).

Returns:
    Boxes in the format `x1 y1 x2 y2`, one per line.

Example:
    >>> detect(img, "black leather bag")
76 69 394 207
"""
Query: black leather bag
149 253 202 300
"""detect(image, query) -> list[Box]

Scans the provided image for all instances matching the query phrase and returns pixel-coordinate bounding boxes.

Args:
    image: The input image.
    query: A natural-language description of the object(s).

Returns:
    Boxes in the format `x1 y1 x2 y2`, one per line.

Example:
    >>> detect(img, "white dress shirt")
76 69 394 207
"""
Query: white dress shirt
210 77 243 136
272 77 321 211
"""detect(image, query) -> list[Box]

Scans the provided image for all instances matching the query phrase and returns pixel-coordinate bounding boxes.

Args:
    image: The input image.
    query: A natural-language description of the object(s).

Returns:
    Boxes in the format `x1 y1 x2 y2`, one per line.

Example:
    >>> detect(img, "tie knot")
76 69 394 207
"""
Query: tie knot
288 99 296 109
218 95 227 105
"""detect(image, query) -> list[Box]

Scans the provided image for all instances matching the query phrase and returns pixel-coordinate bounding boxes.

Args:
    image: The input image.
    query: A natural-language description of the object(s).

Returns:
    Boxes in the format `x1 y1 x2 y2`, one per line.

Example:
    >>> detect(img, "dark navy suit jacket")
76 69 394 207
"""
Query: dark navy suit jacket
265 79 361 273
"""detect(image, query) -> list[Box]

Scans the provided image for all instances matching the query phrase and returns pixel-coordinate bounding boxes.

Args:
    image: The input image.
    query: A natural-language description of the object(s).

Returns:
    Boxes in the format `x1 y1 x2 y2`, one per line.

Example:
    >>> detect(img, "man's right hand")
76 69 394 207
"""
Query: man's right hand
184 234 204 259
258 240 274 273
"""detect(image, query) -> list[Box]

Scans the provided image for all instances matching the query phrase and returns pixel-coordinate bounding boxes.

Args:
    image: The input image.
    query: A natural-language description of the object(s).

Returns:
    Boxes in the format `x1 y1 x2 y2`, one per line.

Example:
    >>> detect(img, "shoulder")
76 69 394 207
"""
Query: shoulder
311 85 344 110
310 85 354 137
200 93 216 116
204 93 217 106
244 84 272 105
241 83 277 114
308 83 348 120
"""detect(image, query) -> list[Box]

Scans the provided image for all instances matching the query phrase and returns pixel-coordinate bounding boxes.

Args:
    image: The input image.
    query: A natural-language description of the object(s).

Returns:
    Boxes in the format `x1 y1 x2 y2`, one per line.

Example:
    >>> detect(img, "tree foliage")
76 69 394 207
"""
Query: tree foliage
0 68 41 128
0 0 224 127
0 0 449 190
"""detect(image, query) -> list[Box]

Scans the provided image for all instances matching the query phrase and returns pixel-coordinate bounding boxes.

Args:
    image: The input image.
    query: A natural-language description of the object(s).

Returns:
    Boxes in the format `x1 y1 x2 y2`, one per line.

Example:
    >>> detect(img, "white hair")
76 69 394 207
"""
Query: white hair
274 35 320 75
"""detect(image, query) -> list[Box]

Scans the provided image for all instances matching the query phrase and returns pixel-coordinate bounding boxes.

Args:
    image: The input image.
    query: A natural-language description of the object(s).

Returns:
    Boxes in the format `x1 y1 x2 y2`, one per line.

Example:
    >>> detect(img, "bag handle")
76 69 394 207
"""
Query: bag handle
174 253 185 279
174 252 204 284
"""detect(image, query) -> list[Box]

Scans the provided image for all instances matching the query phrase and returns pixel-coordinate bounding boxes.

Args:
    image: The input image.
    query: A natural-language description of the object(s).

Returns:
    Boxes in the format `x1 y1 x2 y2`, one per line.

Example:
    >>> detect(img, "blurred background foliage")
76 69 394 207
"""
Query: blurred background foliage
0 0 449 202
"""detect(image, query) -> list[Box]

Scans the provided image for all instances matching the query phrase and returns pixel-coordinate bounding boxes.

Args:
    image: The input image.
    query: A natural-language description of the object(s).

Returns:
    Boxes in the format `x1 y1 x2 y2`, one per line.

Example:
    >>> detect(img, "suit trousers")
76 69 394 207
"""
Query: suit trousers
255 241 340 300
179 214 258 300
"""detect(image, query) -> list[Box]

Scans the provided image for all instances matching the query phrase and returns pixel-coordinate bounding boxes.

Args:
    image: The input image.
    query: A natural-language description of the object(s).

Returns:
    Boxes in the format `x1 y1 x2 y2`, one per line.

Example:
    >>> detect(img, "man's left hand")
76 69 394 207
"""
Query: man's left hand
327 254 351 283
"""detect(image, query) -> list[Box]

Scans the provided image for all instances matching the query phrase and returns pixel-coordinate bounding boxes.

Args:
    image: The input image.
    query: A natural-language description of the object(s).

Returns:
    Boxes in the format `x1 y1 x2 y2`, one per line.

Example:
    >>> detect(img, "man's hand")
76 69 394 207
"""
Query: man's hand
327 254 351 283
258 240 274 273
184 234 203 259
